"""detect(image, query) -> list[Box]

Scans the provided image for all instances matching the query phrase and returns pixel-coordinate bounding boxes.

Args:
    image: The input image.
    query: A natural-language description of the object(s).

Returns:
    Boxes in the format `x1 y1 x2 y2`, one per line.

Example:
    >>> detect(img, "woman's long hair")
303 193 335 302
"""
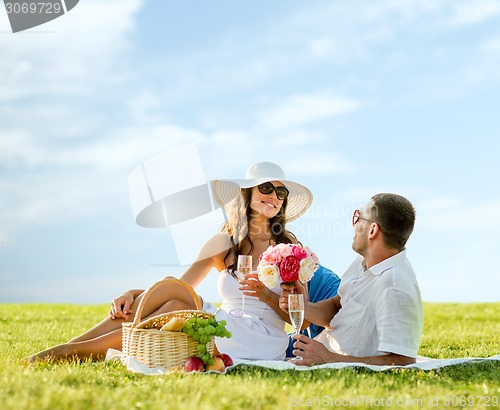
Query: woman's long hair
220 187 299 276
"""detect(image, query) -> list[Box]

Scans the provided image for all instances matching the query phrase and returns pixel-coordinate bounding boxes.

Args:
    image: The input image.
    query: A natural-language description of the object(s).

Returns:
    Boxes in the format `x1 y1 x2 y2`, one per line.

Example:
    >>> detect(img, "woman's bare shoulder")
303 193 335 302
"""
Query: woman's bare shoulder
207 232 231 246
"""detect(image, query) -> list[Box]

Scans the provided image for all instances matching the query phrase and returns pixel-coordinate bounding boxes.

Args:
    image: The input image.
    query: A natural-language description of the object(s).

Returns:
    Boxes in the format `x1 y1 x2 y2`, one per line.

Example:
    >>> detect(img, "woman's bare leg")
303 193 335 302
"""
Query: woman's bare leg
27 280 201 363
68 279 201 343
27 328 123 363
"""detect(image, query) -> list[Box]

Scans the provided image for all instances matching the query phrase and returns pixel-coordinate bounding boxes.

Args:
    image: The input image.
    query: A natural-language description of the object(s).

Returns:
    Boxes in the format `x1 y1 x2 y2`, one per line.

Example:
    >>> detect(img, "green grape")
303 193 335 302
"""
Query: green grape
218 320 227 326
206 325 215 335
225 331 232 338
197 327 205 336
196 317 203 325
208 318 216 325
187 328 195 337
214 328 221 336
202 354 210 363
198 344 206 354
184 321 193 329
201 335 209 344
207 357 214 366
192 333 200 342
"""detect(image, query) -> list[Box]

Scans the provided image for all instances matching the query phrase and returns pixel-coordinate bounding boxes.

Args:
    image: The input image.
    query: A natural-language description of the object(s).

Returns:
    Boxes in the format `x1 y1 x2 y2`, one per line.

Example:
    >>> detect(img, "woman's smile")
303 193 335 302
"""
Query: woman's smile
261 200 277 209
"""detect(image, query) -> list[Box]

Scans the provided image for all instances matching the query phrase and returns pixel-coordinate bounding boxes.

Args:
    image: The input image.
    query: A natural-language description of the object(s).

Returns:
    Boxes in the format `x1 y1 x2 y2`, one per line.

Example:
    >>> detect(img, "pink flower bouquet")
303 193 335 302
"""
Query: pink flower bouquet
257 243 319 288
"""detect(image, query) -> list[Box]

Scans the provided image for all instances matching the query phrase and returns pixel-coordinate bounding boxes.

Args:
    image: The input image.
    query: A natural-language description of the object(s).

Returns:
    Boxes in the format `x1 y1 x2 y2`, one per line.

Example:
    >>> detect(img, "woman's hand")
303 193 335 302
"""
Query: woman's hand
239 273 272 303
109 292 135 320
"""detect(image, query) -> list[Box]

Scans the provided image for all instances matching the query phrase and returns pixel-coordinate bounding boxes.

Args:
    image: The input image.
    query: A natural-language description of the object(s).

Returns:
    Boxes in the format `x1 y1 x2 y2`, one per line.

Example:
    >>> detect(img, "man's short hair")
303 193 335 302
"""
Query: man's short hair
369 193 416 250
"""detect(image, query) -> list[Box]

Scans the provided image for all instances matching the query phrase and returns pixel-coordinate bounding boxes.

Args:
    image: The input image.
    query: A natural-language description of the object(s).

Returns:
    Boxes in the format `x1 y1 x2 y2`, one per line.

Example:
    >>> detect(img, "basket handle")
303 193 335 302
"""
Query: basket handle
131 277 202 328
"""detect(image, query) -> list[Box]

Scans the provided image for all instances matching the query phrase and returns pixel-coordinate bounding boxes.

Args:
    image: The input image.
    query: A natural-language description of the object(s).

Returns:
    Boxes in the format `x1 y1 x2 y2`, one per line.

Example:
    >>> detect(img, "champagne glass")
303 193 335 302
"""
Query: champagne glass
288 293 304 360
237 255 252 317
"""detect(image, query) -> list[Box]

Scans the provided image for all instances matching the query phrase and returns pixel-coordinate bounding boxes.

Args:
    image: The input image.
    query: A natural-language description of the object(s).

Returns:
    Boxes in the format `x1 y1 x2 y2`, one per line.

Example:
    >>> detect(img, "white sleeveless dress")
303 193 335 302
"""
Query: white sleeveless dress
208 270 288 361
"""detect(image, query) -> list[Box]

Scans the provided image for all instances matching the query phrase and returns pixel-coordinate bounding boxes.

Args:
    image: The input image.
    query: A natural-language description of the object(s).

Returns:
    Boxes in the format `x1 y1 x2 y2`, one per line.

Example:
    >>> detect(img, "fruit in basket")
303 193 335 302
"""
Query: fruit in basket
159 316 186 331
206 356 225 372
184 356 205 372
217 353 233 368
181 314 232 366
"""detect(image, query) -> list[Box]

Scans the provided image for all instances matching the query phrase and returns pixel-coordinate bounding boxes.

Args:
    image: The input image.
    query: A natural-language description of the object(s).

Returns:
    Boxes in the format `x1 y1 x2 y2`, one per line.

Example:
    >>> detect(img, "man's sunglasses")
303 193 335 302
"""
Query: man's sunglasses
352 209 385 232
257 182 289 201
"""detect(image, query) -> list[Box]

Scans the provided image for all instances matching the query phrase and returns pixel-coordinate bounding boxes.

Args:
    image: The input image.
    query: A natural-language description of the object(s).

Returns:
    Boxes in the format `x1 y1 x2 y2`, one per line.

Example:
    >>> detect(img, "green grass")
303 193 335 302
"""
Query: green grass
1 303 499 410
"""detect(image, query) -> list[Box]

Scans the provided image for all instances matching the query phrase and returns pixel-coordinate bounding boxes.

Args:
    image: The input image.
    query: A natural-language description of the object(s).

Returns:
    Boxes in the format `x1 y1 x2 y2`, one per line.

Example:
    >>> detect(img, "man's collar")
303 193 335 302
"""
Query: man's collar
365 249 407 276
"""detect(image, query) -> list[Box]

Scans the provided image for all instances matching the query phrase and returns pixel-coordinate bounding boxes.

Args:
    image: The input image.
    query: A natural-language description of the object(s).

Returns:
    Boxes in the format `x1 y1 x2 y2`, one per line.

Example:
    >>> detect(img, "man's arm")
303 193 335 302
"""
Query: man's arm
280 282 342 328
290 334 416 366
304 295 341 328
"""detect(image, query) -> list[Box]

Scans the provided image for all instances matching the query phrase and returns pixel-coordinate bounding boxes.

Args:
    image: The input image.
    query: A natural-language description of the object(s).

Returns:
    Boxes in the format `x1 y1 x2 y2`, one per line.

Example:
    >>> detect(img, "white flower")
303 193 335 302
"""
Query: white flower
304 246 319 264
299 259 316 283
257 264 280 288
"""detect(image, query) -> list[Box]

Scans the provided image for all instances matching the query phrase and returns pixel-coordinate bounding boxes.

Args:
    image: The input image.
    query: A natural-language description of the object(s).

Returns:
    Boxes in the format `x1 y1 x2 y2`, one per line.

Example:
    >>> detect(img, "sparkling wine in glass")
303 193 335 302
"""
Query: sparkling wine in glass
237 255 252 317
288 293 304 360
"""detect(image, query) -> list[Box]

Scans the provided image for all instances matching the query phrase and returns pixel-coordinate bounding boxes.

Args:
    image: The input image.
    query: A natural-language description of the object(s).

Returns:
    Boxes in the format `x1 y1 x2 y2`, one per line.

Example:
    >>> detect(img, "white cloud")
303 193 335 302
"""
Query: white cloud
258 93 360 131
417 197 461 213
0 122 210 240
271 130 328 146
479 35 500 54
418 200 500 229
283 150 357 177
309 37 333 57
127 89 162 122
446 0 500 27
93 0 500 112
0 0 143 101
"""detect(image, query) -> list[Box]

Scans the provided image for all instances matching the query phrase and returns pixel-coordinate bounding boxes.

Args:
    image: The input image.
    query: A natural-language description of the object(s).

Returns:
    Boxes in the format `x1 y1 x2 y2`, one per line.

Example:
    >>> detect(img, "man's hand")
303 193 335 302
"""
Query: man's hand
289 333 417 366
279 280 307 312
109 292 134 320
289 333 335 366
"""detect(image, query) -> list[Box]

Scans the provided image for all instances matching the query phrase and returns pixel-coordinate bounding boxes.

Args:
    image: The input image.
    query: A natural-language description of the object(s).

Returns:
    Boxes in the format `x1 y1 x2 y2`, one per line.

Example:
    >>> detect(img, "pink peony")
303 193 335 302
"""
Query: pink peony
264 246 279 262
260 252 276 265
279 255 300 282
292 245 307 261
257 243 319 289
278 244 293 258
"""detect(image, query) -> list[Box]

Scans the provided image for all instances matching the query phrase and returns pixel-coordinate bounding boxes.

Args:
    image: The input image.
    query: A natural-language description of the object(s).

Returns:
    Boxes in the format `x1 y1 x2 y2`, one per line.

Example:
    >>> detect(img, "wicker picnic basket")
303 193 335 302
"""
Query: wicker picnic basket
121 277 215 370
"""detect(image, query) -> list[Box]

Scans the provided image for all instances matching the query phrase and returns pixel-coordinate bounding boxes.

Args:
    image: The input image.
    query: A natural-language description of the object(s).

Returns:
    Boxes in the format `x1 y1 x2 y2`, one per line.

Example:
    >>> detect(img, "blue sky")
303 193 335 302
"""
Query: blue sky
1 0 499 304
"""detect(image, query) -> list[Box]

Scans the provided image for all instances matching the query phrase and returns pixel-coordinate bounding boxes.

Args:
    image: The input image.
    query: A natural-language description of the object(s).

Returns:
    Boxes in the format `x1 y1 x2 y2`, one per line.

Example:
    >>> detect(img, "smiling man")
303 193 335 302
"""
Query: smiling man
280 193 423 366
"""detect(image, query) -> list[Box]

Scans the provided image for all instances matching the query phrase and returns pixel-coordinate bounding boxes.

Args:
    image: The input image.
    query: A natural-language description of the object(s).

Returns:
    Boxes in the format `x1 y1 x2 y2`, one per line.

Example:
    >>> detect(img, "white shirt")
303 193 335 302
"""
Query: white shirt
316 250 423 358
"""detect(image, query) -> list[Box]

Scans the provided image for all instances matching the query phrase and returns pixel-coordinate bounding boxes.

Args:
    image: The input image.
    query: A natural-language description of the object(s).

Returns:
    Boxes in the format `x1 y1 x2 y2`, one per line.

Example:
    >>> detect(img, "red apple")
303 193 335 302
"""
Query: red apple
206 356 225 372
217 353 233 368
184 356 205 372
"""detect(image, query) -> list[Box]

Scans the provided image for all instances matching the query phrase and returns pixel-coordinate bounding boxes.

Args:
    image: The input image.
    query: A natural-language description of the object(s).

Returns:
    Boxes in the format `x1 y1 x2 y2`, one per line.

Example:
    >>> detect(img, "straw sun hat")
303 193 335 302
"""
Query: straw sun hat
211 162 313 223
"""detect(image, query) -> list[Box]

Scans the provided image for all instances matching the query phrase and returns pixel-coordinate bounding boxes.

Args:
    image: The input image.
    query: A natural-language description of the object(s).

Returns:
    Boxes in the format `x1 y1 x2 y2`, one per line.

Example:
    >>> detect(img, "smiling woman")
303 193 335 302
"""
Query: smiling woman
27 162 315 364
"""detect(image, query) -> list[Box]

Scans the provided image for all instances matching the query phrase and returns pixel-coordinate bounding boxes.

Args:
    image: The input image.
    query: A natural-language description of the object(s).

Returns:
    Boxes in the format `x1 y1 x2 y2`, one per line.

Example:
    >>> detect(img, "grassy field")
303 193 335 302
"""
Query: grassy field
0 302 499 409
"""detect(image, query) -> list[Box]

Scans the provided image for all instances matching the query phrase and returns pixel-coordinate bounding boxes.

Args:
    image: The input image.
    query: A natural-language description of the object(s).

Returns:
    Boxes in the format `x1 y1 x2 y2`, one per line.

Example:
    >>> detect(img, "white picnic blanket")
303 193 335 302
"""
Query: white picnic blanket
105 349 500 375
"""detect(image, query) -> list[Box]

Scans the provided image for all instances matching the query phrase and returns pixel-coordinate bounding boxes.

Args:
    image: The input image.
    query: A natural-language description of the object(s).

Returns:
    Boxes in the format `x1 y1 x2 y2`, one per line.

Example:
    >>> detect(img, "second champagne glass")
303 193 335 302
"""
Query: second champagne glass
237 255 252 317
288 293 305 360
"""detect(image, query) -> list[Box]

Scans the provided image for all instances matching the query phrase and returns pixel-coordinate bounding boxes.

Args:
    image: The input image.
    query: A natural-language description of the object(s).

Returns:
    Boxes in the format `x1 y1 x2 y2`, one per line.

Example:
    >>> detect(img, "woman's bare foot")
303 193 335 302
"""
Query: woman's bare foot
24 344 71 364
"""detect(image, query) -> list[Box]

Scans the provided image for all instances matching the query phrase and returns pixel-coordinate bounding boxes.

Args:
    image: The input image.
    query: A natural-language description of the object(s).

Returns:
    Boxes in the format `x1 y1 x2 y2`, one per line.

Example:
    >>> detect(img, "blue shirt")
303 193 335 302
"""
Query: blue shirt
286 264 341 357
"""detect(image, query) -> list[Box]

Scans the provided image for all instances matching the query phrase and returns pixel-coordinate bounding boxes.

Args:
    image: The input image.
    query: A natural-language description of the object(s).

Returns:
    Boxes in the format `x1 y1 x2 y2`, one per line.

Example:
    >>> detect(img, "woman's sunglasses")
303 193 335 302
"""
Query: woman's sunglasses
257 182 289 201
